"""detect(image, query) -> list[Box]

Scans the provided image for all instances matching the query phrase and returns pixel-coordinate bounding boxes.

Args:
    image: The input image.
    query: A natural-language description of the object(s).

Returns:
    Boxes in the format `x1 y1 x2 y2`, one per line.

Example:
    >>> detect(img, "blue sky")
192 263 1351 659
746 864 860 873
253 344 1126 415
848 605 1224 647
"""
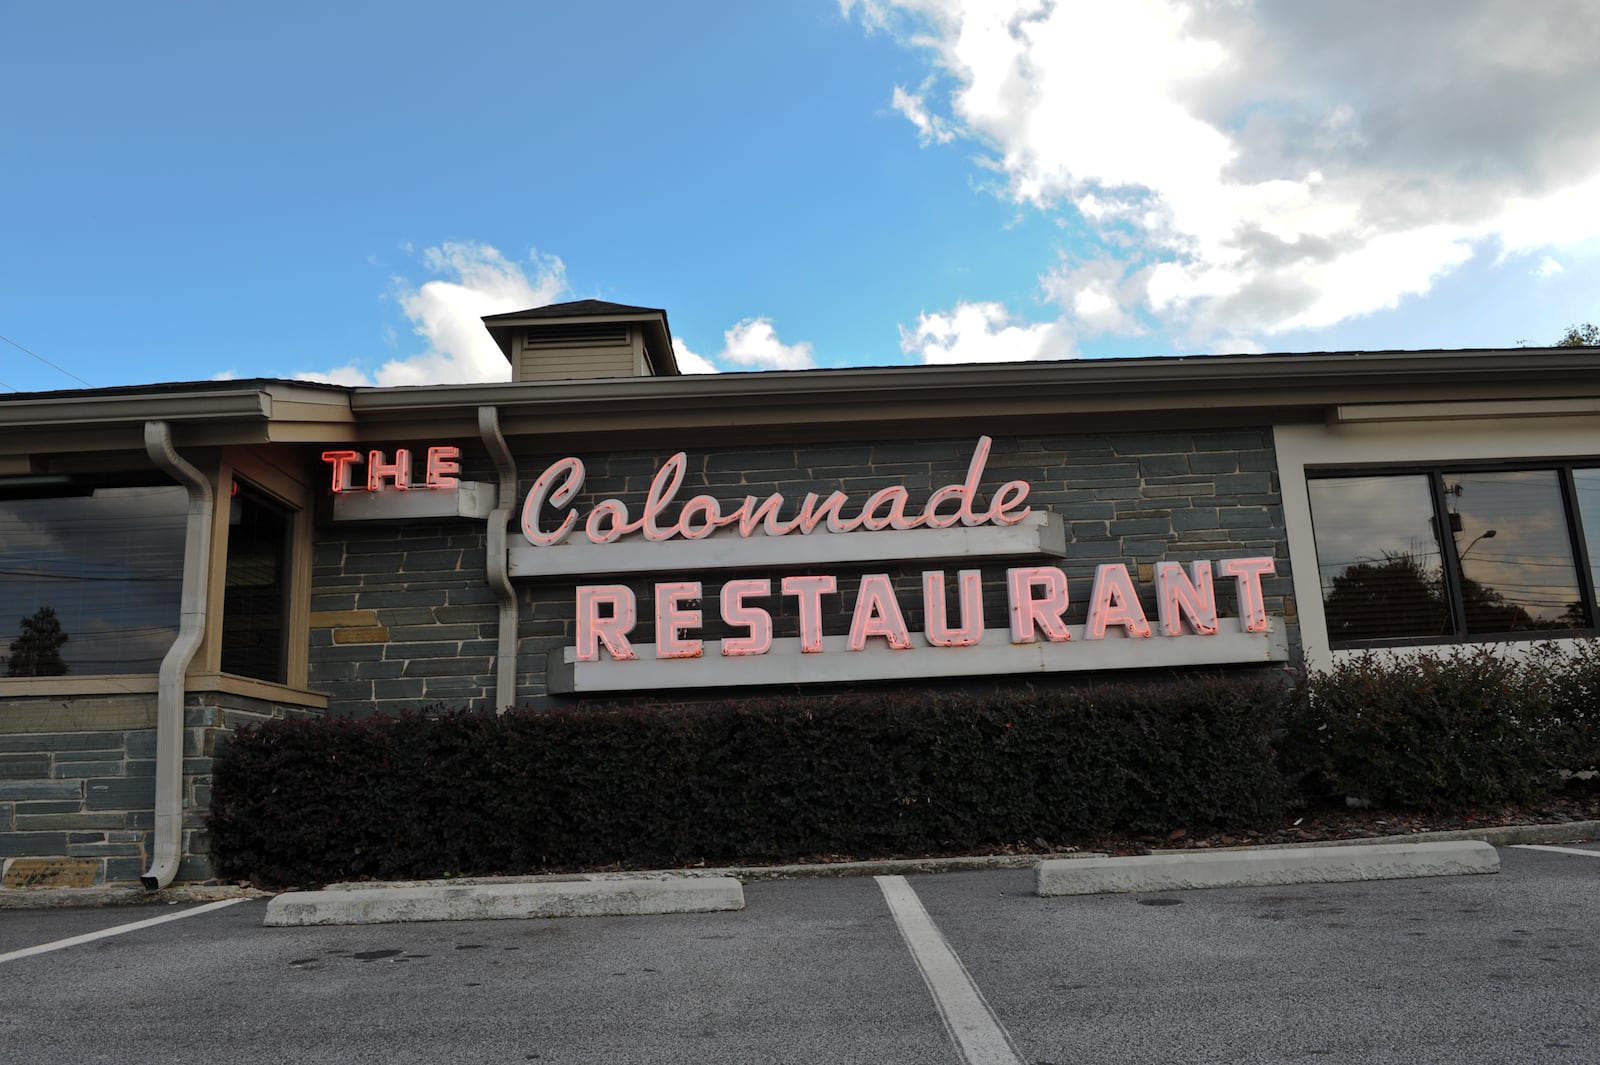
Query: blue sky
3 1 1598 392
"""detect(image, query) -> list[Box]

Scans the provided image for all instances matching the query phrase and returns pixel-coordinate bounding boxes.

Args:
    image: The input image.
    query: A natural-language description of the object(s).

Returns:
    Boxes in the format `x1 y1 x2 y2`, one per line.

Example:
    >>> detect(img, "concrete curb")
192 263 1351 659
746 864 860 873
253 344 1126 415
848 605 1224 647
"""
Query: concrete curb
263 876 745 927
1036 840 1500 897
4 819 1594 910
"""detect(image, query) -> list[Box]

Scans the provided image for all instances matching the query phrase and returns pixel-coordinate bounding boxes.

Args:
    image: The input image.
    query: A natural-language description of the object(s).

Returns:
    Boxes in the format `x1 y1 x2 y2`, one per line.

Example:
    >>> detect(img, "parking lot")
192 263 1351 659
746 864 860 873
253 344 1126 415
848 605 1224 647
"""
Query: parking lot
3 843 1597 1064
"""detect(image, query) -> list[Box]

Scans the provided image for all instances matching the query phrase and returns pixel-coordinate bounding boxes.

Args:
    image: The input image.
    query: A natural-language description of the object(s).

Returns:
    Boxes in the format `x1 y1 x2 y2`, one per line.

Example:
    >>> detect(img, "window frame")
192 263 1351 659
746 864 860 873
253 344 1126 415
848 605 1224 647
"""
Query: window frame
1306 456 1600 651
199 449 315 694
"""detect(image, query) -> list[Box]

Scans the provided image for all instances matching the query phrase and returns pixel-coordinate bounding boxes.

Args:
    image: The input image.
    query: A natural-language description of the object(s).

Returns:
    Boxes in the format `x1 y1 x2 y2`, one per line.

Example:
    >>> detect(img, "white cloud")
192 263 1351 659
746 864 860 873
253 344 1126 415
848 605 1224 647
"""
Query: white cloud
850 0 1600 347
722 318 815 370
1537 257 1565 279
892 86 954 144
671 337 720 374
296 364 373 387
297 242 568 387
900 301 1072 364
1040 259 1144 336
678 318 816 372
295 241 820 382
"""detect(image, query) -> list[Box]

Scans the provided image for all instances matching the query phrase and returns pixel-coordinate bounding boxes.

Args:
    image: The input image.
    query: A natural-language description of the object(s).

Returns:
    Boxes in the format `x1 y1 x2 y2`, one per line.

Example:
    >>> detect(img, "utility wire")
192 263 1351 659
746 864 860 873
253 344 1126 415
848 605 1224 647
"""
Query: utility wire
0 332 93 388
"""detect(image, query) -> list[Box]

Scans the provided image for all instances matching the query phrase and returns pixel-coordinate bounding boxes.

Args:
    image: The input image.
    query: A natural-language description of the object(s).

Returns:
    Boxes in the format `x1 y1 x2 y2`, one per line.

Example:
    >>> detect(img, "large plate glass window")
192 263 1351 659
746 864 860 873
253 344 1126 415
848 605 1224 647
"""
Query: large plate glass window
1308 463 1595 648
0 480 187 675
1445 471 1583 632
1307 475 1450 642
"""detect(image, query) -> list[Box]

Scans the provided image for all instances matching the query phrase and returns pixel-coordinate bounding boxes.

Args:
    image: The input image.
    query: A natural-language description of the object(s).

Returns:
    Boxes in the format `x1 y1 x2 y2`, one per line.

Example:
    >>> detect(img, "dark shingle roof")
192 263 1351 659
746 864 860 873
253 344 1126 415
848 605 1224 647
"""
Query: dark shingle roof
481 299 665 322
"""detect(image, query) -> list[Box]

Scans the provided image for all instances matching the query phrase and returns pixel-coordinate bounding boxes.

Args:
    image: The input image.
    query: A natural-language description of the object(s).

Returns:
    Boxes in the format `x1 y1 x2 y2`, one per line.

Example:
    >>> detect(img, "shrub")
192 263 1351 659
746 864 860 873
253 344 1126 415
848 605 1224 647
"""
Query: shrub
1283 645 1589 810
209 674 1290 887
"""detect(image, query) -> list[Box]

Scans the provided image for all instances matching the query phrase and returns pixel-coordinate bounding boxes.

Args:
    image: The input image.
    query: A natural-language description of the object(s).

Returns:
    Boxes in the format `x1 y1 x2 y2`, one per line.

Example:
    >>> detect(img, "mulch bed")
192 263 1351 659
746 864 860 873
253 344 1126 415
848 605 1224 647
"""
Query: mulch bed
1079 786 1600 857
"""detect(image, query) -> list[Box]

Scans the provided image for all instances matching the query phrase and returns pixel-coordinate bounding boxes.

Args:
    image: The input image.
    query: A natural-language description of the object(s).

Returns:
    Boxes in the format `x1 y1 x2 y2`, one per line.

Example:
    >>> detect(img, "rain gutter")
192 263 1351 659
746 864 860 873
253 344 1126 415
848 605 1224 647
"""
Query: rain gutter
478 407 519 714
140 421 215 890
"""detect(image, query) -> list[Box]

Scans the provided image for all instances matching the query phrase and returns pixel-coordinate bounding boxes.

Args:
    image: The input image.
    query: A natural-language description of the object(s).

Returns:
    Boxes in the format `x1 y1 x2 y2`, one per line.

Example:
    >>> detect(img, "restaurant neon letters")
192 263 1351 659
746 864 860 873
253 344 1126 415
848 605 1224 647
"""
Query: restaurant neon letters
572 559 1277 663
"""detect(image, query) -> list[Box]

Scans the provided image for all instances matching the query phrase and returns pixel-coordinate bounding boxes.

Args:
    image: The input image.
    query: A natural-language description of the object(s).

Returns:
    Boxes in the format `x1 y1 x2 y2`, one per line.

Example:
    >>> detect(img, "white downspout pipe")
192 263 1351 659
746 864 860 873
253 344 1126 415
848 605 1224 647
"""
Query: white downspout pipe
479 407 519 714
141 421 214 890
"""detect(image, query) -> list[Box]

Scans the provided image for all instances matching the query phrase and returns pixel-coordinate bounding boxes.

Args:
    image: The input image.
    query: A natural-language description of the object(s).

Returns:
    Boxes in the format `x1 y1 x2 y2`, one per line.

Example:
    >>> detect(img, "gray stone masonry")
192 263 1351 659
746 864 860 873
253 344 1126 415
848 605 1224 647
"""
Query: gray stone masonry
310 523 497 716
309 428 1296 715
0 690 321 886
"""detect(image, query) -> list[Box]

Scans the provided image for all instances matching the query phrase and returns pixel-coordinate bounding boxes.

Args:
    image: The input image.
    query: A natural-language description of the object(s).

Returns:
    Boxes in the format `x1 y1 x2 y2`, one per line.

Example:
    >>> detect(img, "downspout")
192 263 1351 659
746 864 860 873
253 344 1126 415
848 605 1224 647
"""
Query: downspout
479 406 520 714
141 421 214 890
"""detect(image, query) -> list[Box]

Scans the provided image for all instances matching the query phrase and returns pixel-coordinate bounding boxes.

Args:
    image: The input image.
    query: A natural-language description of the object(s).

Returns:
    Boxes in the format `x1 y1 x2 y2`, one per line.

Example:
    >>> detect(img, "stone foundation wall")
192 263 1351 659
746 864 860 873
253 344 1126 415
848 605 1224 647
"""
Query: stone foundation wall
0 690 319 888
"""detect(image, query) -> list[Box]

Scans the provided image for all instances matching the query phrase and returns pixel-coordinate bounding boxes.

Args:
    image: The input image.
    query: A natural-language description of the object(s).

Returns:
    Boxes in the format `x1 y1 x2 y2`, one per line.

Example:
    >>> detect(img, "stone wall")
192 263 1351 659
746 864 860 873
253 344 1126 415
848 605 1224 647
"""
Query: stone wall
308 523 499 715
307 428 1296 716
0 689 318 887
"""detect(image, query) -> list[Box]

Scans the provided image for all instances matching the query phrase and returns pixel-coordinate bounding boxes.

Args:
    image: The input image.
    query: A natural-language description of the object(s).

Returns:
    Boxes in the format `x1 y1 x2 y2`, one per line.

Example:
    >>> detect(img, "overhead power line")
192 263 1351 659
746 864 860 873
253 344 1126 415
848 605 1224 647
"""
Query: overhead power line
0 332 93 388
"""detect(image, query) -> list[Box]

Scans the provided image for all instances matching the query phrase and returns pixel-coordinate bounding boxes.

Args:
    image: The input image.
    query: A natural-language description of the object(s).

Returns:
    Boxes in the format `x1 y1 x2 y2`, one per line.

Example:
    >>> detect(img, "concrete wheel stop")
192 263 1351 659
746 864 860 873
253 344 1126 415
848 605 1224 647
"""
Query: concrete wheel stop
1035 839 1500 896
264 875 745 927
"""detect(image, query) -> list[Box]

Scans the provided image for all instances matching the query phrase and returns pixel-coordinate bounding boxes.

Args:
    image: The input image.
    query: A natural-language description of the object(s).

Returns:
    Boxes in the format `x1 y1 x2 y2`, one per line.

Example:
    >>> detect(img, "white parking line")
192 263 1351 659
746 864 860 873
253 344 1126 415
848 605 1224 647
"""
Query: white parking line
876 875 1023 1065
1511 844 1600 858
0 898 247 964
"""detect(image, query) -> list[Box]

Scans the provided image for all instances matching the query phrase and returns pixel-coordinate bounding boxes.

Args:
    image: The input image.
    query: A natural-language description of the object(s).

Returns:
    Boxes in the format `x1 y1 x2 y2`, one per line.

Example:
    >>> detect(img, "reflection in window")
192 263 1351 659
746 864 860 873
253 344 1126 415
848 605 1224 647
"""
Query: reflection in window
1308 476 1450 642
0 486 186 674
222 481 291 682
1445 471 1583 632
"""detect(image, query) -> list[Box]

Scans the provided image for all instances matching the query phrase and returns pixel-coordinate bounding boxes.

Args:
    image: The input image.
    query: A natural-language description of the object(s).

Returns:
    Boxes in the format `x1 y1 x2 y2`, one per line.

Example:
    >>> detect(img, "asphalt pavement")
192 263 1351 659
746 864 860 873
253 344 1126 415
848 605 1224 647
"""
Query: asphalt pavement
2 843 1596 1065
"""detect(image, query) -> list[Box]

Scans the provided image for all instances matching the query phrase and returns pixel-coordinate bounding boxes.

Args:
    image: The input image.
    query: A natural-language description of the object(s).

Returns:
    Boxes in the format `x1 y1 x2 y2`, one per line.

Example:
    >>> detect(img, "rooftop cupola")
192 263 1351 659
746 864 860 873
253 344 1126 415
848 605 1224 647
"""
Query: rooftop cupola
481 299 680 383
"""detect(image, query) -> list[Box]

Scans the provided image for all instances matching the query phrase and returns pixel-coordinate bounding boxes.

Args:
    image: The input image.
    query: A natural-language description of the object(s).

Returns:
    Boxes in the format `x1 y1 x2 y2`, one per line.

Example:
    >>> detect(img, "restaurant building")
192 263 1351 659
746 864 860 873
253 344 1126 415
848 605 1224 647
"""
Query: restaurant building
3 300 1599 888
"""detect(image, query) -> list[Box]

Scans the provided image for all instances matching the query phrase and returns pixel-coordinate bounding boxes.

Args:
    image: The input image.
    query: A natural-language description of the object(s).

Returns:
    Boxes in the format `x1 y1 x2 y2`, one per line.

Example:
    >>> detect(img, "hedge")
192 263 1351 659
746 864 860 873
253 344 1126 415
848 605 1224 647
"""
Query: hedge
209 647 1600 887
209 675 1289 886
1282 644 1599 810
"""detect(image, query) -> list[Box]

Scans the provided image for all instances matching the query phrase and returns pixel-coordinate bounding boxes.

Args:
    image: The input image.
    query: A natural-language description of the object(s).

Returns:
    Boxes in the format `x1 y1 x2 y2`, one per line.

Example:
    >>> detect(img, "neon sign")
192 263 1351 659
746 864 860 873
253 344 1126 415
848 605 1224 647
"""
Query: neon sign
521 436 1029 547
572 559 1276 663
321 447 461 492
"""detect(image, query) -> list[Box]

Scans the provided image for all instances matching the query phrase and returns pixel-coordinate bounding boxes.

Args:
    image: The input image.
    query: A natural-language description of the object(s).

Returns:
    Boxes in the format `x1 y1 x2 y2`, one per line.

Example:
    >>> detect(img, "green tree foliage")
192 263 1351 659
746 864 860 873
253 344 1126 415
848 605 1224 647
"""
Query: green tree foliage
1557 322 1599 347
7 606 69 677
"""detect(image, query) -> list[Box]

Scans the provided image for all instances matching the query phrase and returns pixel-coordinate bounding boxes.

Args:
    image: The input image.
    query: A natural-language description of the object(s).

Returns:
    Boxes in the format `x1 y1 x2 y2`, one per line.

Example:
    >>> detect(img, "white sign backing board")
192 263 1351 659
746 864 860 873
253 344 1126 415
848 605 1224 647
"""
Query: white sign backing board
547 619 1288 695
509 511 1068 580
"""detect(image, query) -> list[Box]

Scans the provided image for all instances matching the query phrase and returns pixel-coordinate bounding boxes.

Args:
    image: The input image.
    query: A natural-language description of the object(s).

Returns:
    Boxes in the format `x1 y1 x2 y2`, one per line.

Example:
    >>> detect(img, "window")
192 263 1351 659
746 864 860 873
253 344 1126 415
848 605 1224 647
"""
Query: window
221 480 292 682
0 481 187 675
1308 463 1598 647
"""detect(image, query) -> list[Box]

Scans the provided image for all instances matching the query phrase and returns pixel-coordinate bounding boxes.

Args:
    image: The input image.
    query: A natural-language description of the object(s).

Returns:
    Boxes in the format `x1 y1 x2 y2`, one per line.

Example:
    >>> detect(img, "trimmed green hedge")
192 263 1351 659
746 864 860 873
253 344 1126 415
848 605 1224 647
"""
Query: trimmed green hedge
209 647 1600 887
209 675 1289 886
1282 645 1599 810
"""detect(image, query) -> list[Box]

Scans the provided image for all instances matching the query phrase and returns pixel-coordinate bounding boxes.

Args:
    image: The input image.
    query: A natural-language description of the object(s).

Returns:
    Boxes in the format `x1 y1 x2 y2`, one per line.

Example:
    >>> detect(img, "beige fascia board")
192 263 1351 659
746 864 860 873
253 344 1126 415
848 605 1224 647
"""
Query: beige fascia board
0 389 271 429
1333 397 1600 423
0 384 358 453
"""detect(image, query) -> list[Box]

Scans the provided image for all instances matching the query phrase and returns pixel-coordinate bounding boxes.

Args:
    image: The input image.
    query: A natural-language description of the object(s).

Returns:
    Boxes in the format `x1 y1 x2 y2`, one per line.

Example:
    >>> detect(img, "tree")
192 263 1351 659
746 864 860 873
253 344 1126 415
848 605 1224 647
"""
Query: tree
1556 323 1599 347
8 606 69 677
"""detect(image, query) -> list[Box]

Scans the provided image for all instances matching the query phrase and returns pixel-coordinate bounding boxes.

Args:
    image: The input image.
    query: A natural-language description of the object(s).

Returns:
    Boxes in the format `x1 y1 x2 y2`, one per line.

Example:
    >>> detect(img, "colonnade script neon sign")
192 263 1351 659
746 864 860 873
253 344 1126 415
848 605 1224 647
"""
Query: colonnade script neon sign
321 438 1280 689
511 437 1276 668
520 436 1030 545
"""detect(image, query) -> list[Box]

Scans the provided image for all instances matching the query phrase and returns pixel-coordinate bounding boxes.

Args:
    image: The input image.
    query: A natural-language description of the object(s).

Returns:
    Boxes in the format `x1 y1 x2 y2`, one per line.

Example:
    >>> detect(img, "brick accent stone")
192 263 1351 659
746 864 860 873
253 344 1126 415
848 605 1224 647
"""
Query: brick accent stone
331 626 391 644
